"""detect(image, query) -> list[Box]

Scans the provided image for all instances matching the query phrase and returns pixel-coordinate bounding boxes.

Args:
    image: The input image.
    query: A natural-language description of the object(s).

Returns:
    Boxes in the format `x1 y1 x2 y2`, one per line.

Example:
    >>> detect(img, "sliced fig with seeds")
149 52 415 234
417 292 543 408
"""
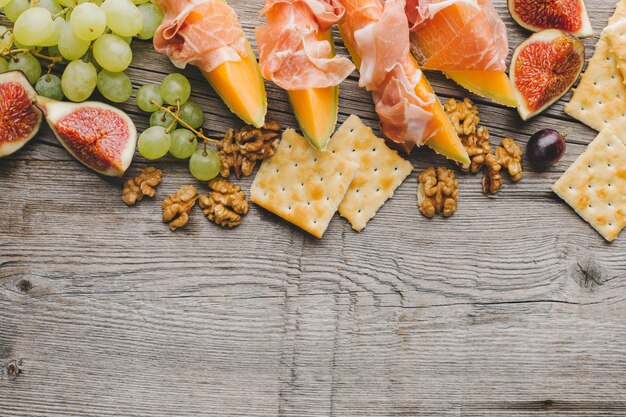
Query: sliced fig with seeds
37 97 137 176
510 30 585 120
509 0 593 38
0 71 43 157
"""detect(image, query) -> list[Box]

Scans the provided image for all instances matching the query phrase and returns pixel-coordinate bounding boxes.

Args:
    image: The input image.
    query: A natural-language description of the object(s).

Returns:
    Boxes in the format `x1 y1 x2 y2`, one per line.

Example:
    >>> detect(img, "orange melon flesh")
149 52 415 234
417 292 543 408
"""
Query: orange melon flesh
445 70 519 107
203 41 267 128
286 30 338 150
339 24 470 165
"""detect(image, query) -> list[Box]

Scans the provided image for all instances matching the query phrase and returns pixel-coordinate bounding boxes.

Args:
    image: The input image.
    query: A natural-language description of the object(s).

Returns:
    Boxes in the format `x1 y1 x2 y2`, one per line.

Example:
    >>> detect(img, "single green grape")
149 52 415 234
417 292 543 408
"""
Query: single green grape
160 73 191 106
101 0 143 37
8 53 42 85
58 18 90 61
70 3 107 41
150 109 177 130
137 2 163 40
35 73 64 100
0 26 13 51
61 60 97 102
13 7 55 46
0 0 14 8
169 129 198 159
4 0 30 23
136 84 163 112
189 147 221 181
138 126 171 160
0 57 9 74
178 100 204 130
38 16 65 47
93 34 133 72
97 70 133 103
37 0 63 14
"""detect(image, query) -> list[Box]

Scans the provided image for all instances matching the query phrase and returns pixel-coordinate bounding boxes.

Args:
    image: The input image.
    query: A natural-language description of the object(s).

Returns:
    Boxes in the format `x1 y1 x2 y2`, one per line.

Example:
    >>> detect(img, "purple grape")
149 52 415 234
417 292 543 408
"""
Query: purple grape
527 129 566 167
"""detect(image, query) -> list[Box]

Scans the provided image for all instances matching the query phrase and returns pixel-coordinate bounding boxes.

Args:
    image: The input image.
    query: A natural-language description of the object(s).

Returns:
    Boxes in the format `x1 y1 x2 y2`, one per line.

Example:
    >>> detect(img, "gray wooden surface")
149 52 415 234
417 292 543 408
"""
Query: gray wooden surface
1 1 626 416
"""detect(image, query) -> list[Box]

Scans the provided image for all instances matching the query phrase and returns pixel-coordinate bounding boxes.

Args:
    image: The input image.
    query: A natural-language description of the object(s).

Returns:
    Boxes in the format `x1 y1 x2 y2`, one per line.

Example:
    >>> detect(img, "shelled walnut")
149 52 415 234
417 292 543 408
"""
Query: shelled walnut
444 98 491 173
496 138 523 182
162 185 199 231
199 178 249 228
217 122 281 178
417 167 459 218
483 154 503 194
122 167 162 206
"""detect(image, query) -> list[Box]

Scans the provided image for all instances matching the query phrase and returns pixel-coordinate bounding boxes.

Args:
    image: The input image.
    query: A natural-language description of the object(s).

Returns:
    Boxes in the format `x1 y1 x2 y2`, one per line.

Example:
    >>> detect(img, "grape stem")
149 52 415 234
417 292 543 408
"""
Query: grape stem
150 98 218 144
1 48 63 65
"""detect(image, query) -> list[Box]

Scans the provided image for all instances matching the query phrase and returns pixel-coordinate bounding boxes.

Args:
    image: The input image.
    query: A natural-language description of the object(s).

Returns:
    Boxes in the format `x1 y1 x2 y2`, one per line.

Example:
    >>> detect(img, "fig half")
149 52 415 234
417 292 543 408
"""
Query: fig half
510 29 584 120
37 97 137 176
0 71 43 157
508 0 593 38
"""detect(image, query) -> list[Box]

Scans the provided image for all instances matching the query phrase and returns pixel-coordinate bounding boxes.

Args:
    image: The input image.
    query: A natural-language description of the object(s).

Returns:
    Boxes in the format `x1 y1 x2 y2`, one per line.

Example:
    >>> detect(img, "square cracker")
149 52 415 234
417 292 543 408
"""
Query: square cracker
565 0 626 132
552 129 626 242
604 20 626 82
328 115 413 232
250 129 359 239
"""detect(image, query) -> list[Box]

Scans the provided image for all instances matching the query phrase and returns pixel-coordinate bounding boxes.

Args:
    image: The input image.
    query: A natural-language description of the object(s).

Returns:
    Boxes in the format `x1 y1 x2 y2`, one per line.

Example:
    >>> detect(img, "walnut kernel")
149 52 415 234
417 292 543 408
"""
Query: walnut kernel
417 167 459 218
162 185 199 231
483 154 503 194
444 98 491 173
217 122 281 178
122 167 162 206
496 138 523 182
199 178 249 228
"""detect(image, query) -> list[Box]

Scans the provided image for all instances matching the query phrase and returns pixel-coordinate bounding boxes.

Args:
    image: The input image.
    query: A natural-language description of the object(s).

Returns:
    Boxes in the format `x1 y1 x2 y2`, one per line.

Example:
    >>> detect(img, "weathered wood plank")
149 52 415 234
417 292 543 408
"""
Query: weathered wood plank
1 0 626 416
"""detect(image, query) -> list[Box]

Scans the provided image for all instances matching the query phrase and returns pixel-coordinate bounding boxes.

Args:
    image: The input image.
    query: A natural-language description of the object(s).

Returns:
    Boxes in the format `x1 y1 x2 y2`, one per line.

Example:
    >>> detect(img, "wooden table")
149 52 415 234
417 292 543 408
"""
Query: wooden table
1 1 625 416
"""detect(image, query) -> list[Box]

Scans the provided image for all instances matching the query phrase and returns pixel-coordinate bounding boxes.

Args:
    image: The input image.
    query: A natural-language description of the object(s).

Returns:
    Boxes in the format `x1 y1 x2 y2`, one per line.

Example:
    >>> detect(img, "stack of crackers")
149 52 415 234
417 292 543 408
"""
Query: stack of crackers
558 0 626 242
250 115 413 238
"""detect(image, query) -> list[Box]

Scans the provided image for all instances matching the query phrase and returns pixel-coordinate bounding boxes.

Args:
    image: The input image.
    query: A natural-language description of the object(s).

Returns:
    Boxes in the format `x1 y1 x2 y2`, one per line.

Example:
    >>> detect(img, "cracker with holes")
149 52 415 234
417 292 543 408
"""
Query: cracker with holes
552 129 626 242
250 129 359 238
327 115 413 232
605 20 626 82
565 0 626 132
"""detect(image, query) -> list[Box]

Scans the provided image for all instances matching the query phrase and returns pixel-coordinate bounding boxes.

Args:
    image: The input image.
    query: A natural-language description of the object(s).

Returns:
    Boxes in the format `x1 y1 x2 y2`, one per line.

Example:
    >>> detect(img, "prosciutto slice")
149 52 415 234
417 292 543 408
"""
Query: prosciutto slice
256 0 355 90
406 0 508 71
153 0 247 73
343 0 436 147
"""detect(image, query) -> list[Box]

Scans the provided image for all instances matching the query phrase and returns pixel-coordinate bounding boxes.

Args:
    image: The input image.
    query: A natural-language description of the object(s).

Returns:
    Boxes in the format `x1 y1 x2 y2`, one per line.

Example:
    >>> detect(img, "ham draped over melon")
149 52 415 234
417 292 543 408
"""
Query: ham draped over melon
153 0 247 73
256 0 355 90
406 0 509 71
342 0 437 147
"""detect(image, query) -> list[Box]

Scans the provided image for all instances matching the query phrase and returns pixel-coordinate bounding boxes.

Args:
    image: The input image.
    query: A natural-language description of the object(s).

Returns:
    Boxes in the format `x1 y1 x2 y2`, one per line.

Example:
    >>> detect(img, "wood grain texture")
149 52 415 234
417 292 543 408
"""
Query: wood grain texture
1 1 626 416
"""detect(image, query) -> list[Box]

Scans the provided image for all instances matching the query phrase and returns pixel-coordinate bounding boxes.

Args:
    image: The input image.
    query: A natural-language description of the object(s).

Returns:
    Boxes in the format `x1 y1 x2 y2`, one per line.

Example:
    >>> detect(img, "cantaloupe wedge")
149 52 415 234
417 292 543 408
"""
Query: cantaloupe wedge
445 70 519 107
202 40 267 128
287 30 338 150
339 25 470 165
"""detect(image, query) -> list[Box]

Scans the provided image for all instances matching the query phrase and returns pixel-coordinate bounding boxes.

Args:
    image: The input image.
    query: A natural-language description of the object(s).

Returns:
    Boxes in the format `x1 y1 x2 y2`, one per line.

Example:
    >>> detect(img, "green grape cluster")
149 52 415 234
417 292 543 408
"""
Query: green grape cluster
0 0 163 103
136 73 222 182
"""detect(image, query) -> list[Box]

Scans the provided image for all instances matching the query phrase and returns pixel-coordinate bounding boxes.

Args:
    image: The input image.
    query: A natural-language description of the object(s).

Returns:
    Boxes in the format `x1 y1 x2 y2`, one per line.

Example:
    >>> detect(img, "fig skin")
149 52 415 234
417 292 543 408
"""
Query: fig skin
510 30 585 120
0 71 43 158
37 97 138 176
508 0 593 38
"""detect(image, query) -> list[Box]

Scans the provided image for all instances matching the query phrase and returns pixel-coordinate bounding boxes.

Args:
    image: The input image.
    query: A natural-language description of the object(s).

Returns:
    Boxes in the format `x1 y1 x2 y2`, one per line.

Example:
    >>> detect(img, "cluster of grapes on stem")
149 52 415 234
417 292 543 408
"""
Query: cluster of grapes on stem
136 73 223 182
0 0 163 103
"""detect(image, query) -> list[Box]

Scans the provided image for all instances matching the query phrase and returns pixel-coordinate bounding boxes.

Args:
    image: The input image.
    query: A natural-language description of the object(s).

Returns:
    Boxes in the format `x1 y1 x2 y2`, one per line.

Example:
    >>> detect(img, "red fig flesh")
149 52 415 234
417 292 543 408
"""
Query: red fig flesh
508 0 593 37
37 98 137 176
0 71 42 157
510 30 584 120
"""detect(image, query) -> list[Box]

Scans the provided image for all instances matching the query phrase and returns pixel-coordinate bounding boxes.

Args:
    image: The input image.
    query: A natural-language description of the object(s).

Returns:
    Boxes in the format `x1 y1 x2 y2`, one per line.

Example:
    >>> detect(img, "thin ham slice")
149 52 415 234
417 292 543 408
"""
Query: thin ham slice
344 0 436 147
256 0 355 90
406 0 508 71
153 0 247 73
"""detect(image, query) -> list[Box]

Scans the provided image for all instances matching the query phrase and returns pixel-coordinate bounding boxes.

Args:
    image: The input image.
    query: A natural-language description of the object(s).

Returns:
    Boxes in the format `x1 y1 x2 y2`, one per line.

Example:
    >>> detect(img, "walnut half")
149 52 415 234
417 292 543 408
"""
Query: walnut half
217 122 281 178
444 98 491 174
162 185 199 231
199 178 249 228
417 167 459 218
122 167 162 206
496 138 523 182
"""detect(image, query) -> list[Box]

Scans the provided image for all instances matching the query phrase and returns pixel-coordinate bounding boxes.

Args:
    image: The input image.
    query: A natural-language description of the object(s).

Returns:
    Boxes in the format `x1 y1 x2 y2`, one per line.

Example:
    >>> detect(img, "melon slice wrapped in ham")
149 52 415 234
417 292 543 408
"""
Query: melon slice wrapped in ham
405 0 509 71
256 0 355 90
153 0 247 73
343 0 437 147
